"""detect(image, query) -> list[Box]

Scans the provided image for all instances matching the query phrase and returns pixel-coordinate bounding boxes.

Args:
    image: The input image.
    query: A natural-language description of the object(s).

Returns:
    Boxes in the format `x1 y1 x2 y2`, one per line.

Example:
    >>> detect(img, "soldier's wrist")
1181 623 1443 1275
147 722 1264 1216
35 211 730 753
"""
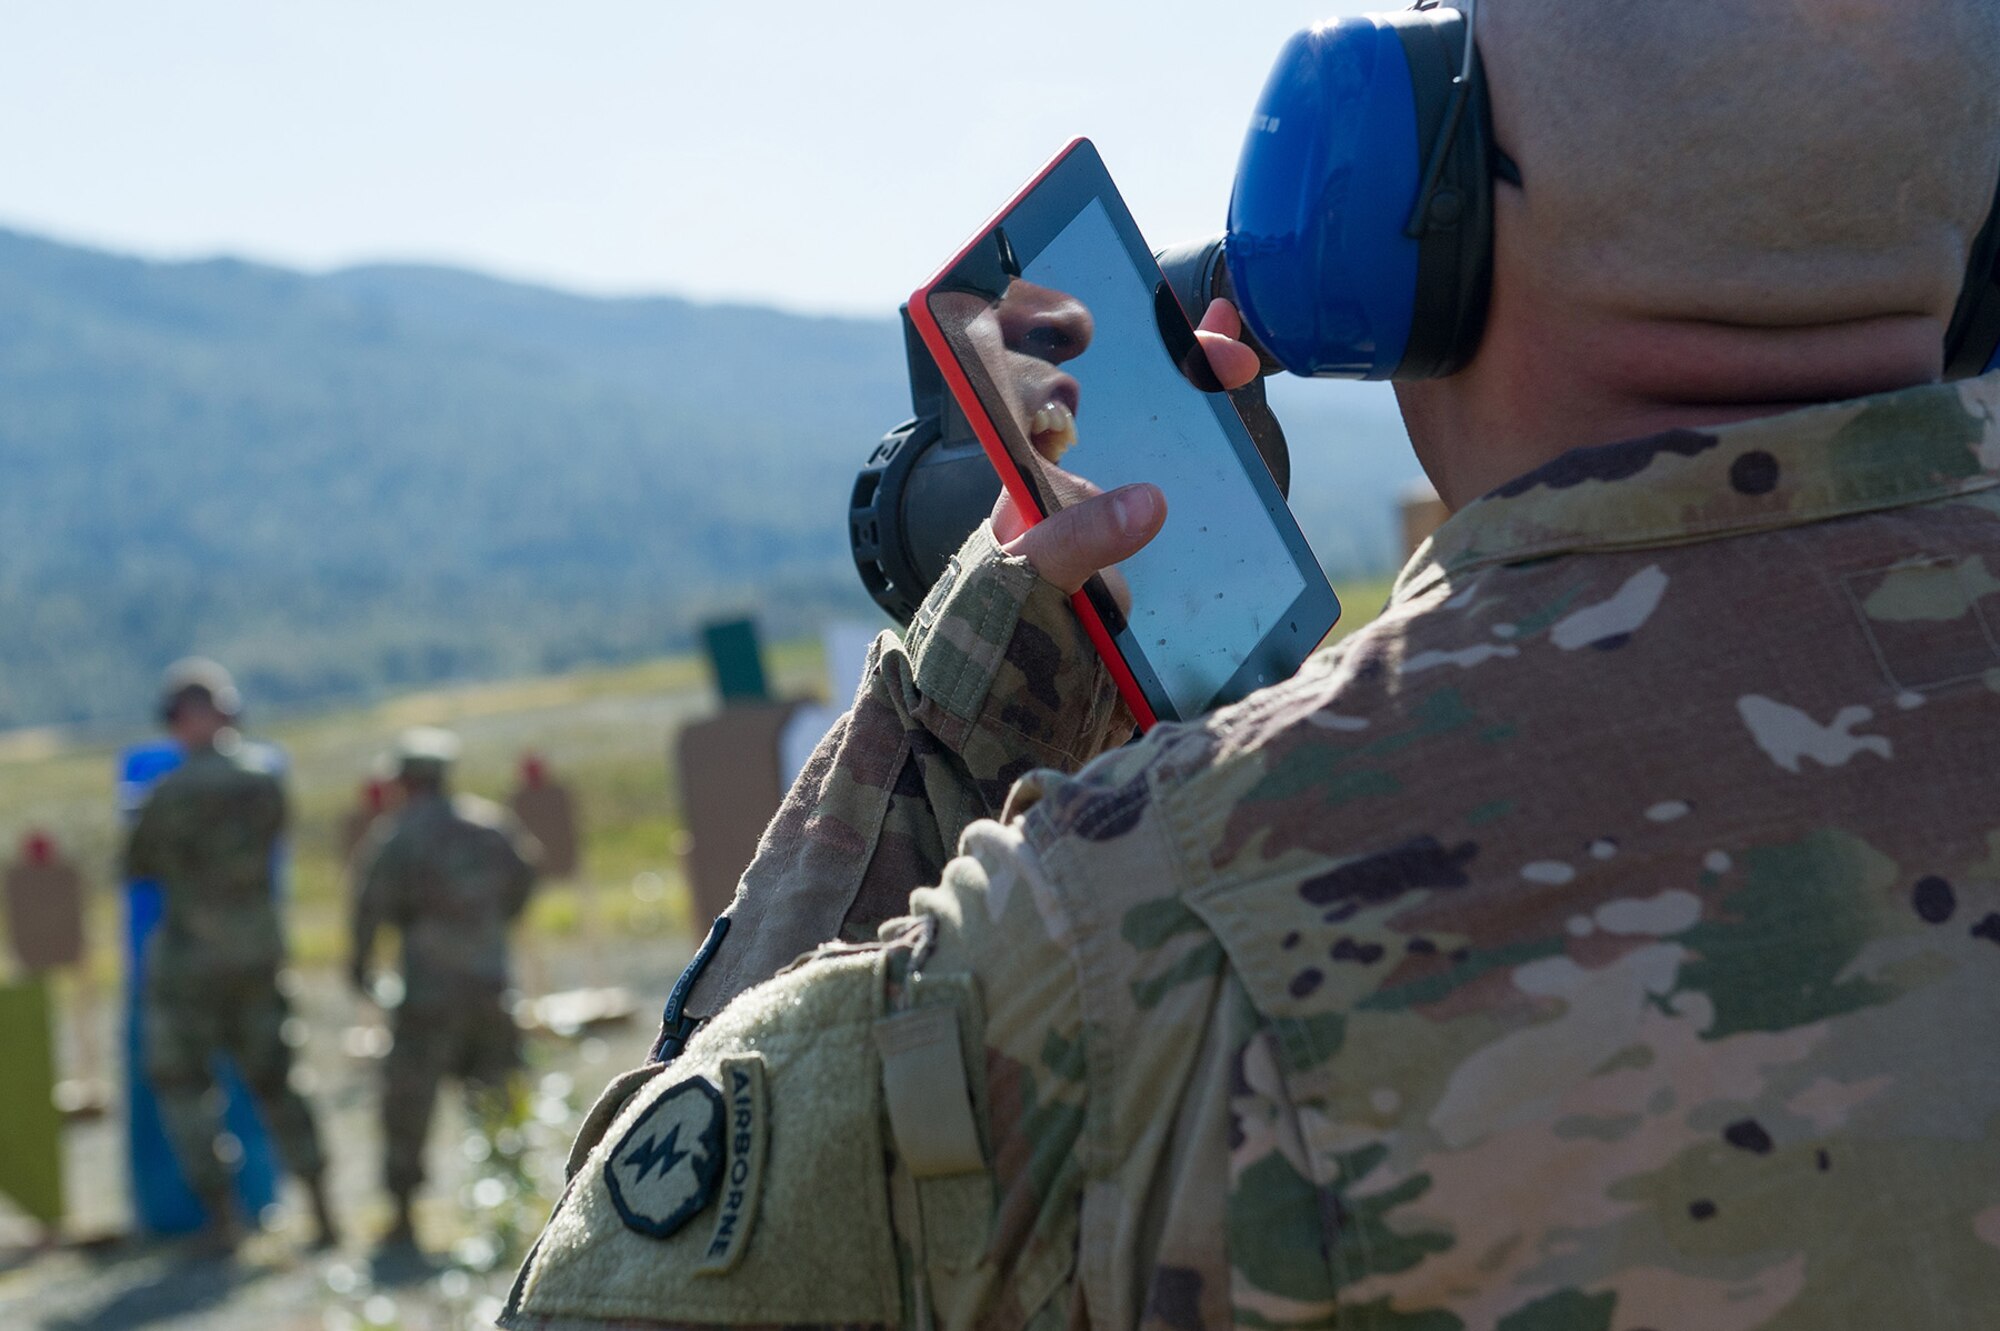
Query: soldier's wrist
902 522 1128 773
904 522 1043 726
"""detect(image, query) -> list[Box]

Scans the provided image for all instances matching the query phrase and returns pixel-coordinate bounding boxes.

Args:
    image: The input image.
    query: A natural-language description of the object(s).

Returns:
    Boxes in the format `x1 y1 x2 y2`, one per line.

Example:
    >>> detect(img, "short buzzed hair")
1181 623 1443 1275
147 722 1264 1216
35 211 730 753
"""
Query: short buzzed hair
1485 0 2000 326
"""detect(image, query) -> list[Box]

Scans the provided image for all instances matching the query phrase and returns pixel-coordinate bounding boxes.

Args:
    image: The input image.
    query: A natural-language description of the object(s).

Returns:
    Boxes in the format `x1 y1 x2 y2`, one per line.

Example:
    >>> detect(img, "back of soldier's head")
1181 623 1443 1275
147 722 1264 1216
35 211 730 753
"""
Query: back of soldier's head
1485 0 2000 329
158 656 241 729
393 725 462 794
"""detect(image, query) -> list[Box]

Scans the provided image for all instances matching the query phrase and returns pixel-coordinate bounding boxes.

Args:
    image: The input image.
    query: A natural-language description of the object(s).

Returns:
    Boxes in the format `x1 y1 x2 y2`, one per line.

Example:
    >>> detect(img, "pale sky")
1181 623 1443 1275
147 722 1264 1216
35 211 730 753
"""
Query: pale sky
0 1 1376 315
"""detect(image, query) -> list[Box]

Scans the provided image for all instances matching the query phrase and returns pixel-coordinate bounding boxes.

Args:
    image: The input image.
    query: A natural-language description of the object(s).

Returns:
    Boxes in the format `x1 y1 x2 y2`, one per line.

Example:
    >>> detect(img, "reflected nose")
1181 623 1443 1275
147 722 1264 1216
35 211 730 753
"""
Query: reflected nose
997 281 1094 365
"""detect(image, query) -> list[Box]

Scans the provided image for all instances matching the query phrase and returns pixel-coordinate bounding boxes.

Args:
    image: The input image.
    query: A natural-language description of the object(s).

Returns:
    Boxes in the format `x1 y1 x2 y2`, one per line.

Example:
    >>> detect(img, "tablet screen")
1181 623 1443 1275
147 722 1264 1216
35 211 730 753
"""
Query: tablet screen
926 192 1318 719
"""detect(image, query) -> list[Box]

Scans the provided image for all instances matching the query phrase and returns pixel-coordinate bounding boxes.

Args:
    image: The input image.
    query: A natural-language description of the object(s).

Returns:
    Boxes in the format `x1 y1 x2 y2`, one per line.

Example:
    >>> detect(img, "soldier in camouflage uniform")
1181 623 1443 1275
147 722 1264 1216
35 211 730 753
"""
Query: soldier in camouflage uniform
124 658 338 1251
351 726 539 1247
505 2 2000 1326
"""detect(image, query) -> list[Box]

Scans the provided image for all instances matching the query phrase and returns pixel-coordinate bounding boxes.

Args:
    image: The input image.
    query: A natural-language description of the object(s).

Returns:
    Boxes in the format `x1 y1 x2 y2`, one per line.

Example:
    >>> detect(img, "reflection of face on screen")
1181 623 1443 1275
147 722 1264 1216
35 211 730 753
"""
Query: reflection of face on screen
930 199 1309 718
928 282 1102 514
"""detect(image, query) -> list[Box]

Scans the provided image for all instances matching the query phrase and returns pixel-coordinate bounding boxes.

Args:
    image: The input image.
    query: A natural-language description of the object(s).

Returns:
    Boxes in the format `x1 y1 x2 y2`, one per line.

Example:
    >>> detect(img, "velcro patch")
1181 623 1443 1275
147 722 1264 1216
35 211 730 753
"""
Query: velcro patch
875 1006 984 1178
603 1074 724 1240
696 1056 769 1275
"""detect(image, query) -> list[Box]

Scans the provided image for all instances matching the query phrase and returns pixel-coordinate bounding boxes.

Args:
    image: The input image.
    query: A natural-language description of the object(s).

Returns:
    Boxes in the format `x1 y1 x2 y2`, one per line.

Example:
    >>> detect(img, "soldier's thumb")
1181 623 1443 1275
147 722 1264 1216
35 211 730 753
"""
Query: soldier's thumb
1004 483 1165 594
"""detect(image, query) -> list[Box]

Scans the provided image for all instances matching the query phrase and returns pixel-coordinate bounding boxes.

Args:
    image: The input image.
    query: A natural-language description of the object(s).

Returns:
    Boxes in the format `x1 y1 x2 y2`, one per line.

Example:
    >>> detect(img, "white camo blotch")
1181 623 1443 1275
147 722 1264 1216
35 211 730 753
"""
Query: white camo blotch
1401 643 1520 675
1736 695 1893 774
1431 944 1685 1148
1550 565 1670 650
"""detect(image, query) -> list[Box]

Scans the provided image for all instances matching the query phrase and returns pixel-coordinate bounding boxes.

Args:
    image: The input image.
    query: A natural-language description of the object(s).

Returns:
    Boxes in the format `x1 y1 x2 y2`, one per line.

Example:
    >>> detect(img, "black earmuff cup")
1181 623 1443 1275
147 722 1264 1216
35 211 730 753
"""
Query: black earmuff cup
1944 177 2000 379
1390 6 1497 381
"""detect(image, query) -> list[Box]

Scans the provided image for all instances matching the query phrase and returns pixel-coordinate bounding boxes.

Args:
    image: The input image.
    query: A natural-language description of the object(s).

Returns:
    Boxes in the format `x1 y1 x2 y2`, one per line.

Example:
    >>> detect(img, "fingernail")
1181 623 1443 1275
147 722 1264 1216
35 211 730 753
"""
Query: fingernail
1112 485 1158 535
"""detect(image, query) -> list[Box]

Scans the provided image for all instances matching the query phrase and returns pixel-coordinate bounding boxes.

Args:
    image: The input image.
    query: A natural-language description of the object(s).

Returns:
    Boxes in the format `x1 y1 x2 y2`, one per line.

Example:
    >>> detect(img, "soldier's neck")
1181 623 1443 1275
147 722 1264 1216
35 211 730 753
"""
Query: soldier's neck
169 722 230 753
1396 285 1946 510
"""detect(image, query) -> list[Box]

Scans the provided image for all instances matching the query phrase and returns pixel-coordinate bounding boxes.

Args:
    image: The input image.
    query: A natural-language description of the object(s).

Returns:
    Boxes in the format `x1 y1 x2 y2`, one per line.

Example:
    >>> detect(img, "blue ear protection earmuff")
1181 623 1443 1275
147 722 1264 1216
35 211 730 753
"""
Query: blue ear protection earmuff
1229 0 2000 382
1225 1 1498 381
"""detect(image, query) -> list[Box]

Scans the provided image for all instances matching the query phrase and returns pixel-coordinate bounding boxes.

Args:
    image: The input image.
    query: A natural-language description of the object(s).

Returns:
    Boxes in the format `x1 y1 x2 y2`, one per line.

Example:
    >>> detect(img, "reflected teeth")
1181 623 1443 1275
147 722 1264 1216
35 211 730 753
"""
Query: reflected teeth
1031 400 1078 461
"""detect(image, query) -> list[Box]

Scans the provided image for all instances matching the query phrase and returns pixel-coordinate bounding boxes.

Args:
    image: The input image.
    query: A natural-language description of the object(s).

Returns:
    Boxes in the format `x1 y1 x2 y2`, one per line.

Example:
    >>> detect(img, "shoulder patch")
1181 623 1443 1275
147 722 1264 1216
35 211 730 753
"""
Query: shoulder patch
603 1074 725 1240
696 1056 770 1275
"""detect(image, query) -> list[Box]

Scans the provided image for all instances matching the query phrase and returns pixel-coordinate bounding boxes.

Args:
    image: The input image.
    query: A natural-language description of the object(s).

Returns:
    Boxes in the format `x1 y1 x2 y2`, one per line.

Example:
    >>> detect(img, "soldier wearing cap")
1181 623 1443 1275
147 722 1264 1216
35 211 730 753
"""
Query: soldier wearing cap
351 726 540 1248
123 657 337 1251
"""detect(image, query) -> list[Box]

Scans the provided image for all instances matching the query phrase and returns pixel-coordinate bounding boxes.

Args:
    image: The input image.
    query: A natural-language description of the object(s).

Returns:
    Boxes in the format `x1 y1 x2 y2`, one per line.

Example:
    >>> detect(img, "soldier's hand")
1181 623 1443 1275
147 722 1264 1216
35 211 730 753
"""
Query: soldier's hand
994 481 1163 595
1191 298 1263 391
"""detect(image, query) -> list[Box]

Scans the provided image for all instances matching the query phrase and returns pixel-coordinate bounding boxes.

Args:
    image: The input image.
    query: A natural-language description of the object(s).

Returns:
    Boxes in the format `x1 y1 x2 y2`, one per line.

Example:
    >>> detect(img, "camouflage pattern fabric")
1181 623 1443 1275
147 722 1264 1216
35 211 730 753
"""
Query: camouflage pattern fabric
354 790 538 1196
679 523 1133 1032
124 738 327 1201
351 791 539 1006
124 737 288 974
382 990 520 1196
507 375 2000 1329
145 963 326 1200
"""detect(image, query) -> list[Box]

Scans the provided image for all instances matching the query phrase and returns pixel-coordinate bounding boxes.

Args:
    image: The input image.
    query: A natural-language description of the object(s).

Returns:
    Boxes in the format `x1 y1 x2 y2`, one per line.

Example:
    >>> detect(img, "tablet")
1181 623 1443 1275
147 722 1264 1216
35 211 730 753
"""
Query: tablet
908 137 1338 728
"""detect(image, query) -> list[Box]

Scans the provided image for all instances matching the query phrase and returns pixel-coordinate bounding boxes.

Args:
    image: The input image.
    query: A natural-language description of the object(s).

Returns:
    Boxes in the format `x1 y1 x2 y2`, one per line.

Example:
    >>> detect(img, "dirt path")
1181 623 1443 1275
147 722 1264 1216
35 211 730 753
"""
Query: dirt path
0 932 688 1331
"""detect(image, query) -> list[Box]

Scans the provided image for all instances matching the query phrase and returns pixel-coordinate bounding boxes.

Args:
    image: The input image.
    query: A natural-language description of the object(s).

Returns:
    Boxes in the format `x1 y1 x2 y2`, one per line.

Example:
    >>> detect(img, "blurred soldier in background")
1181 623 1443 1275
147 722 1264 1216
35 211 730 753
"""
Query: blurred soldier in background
508 753 577 881
123 658 338 1252
350 726 540 1248
339 776 397 867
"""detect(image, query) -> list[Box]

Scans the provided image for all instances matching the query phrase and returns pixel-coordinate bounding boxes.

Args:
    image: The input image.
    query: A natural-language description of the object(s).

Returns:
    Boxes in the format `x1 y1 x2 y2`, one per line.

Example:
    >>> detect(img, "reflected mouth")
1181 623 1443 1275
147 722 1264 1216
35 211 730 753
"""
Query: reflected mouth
1028 375 1081 462
1031 399 1078 461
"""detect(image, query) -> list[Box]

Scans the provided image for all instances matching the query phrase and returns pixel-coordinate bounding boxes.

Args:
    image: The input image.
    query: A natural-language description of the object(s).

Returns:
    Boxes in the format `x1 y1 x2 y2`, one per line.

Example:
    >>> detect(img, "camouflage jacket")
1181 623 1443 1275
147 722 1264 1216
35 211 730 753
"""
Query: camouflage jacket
123 735 289 975
352 790 539 1003
506 375 2000 1330
667 523 1134 1052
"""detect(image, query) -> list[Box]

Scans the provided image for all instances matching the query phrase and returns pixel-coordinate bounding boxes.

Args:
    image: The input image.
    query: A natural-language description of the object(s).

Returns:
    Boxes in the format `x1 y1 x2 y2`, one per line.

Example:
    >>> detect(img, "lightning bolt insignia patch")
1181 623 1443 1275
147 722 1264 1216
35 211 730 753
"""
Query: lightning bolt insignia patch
603 1074 724 1240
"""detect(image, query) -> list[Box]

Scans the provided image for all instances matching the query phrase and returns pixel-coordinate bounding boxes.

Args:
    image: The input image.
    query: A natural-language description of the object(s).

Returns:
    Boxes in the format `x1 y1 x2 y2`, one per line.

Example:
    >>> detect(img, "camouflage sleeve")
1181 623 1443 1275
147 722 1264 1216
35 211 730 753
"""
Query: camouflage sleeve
929 747 1289 1331
1003 736 1307 1331
349 830 397 980
500 815 1088 1331
679 521 1132 1032
122 786 166 883
266 770 289 842
882 820 1090 1331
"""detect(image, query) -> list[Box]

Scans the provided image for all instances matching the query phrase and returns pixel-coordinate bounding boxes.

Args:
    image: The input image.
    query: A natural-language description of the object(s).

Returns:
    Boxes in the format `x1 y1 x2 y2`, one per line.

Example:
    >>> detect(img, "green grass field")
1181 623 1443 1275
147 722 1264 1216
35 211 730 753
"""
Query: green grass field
0 578 1395 987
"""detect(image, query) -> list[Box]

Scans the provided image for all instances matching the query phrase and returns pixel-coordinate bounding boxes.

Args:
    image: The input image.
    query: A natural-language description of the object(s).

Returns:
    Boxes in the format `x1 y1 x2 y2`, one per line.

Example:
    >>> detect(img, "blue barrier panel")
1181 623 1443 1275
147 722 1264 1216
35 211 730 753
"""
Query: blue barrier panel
119 740 281 1235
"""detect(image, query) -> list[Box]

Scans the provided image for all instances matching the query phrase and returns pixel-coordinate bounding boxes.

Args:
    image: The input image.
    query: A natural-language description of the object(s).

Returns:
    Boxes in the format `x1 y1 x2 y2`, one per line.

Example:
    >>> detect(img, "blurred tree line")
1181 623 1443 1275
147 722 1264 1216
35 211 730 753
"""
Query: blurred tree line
0 229 905 728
